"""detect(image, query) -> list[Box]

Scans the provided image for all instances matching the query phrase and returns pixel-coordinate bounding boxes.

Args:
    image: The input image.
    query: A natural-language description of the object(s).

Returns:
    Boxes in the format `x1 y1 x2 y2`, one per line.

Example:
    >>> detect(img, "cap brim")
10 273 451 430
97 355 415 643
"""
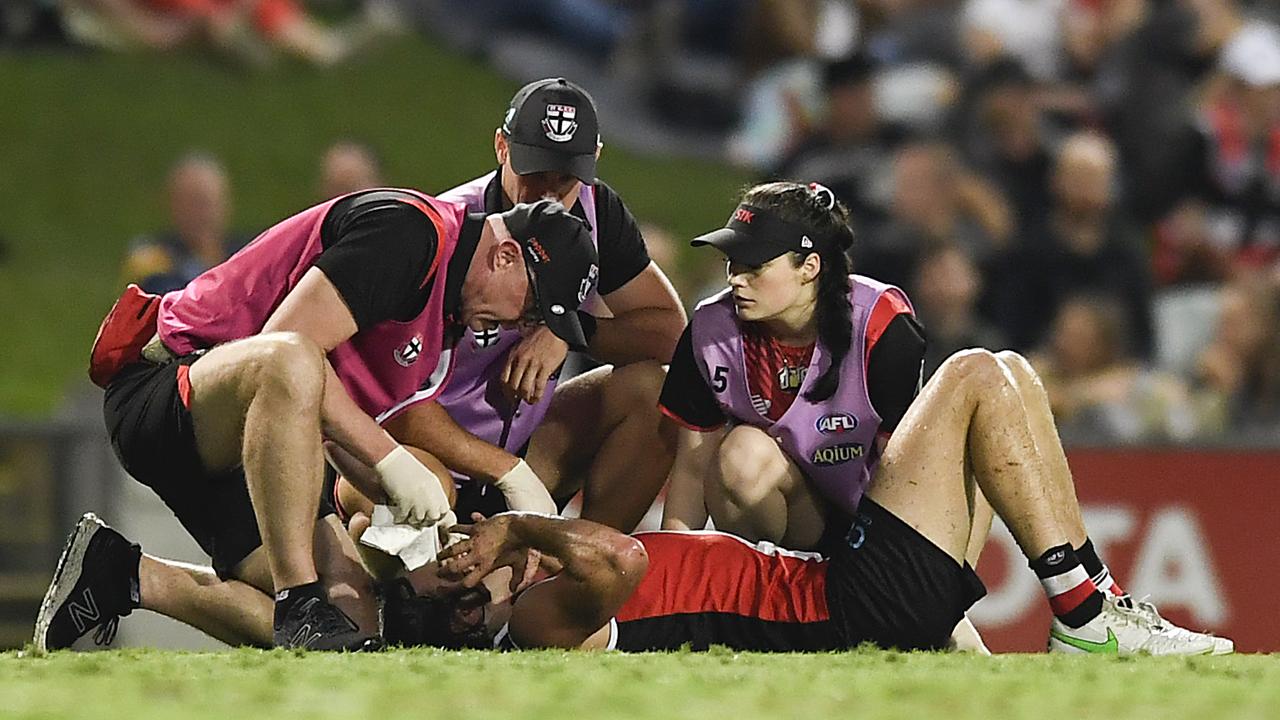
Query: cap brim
527 270 589 350
508 141 596 184
690 227 791 266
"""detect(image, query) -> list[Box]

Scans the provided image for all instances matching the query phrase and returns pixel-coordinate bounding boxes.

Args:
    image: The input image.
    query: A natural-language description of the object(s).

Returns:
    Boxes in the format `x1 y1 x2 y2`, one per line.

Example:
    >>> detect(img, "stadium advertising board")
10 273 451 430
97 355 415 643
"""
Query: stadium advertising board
972 448 1280 653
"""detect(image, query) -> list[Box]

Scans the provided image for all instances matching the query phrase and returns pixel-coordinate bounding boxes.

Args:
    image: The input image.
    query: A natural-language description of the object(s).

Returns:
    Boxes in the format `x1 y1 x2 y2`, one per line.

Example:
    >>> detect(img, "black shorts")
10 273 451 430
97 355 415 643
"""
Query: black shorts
825 498 987 651
104 359 334 579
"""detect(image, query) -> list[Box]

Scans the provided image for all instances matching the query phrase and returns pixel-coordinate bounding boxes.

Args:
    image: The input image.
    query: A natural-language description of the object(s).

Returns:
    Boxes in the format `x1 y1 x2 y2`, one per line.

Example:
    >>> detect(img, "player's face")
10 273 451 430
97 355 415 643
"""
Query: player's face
460 216 538 332
726 252 818 323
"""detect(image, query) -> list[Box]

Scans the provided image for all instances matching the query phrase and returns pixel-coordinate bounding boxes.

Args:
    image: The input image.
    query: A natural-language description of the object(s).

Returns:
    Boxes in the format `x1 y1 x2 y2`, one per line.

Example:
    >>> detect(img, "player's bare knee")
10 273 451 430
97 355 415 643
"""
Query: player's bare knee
246 332 325 407
995 350 1041 388
716 425 784 501
611 535 649 588
938 348 1006 394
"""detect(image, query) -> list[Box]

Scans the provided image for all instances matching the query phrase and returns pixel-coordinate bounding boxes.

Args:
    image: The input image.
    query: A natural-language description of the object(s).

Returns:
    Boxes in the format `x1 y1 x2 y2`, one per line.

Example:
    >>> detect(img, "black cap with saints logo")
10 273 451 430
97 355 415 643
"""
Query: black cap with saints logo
501 78 600 184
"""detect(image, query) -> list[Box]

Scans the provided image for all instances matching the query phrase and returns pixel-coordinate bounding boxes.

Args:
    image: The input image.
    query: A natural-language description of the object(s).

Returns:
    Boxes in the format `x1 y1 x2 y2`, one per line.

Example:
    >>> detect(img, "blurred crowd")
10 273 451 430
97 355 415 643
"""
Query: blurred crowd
559 0 1280 445
0 0 402 64
9 0 1280 443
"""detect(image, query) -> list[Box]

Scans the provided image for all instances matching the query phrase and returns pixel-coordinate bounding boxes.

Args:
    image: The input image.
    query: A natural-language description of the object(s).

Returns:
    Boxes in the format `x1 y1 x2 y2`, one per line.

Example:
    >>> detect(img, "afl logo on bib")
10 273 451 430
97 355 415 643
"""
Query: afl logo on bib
812 442 864 466
543 104 578 142
394 335 423 367
816 412 859 435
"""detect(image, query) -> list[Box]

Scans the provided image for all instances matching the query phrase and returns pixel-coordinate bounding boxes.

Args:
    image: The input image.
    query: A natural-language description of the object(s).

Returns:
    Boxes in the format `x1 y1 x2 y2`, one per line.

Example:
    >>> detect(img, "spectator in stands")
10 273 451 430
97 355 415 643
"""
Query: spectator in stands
1 0 68 45
855 140 1012 297
728 0 859 170
60 0 396 65
960 57 1057 234
1154 20 1280 285
120 153 249 294
445 0 638 58
1002 131 1153 357
1033 294 1199 442
774 53 896 239
961 0 1068 82
319 140 384 199
1101 0 1242 222
912 244 1007 378
1194 274 1280 434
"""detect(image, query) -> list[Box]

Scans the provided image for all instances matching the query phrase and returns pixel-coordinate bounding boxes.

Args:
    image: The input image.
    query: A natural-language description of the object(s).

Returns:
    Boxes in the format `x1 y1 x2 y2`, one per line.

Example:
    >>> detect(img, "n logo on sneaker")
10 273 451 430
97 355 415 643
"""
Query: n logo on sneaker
68 590 101 633
1052 627 1119 654
291 623 323 649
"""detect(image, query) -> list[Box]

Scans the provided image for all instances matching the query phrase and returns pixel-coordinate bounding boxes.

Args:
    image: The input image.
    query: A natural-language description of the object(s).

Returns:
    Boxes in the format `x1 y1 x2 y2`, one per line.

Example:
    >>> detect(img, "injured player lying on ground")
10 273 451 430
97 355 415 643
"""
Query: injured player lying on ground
383 350 1235 655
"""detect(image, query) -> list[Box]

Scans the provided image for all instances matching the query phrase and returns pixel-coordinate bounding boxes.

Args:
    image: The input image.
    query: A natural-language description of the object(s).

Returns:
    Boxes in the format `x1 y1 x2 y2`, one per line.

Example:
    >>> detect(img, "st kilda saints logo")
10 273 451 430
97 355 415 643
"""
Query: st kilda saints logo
811 442 864 467
473 327 501 349
543 104 578 142
816 412 858 435
394 335 424 367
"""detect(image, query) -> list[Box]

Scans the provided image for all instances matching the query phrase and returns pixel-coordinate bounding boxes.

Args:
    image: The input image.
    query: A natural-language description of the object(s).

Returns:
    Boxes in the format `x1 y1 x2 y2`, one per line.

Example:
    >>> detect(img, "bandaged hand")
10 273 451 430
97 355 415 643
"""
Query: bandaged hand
492 459 557 514
374 445 452 527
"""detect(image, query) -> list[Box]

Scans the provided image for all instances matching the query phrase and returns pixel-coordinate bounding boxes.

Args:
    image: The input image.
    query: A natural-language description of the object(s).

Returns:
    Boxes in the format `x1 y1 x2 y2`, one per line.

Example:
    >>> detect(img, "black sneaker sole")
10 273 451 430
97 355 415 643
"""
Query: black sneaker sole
33 513 107 654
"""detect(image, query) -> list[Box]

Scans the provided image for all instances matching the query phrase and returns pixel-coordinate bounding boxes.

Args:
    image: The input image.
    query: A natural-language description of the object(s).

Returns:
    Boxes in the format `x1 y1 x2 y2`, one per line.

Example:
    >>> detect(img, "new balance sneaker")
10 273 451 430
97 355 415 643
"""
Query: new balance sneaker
273 588 384 652
1048 594 1225 655
33 513 141 653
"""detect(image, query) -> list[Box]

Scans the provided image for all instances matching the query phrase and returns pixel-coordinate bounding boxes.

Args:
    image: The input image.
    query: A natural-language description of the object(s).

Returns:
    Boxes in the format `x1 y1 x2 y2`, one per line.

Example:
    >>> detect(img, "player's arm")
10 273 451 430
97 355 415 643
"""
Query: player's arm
657 325 726 531
439 513 648 648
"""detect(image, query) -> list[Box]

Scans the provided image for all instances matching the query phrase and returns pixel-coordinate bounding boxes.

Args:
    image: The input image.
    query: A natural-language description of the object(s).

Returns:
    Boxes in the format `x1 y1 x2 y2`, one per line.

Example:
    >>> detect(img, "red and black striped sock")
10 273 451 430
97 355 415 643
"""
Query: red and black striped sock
1031 544 1104 628
1075 538 1126 597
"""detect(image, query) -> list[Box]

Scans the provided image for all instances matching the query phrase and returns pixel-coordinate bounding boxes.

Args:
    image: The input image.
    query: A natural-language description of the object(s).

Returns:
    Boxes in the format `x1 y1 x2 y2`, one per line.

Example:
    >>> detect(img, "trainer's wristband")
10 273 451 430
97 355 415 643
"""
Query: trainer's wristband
576 310 598 345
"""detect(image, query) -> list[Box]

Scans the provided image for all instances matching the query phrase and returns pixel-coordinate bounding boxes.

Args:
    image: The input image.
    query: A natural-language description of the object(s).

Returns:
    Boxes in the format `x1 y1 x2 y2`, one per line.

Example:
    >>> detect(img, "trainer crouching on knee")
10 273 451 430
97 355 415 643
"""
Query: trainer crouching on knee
73 189 598 652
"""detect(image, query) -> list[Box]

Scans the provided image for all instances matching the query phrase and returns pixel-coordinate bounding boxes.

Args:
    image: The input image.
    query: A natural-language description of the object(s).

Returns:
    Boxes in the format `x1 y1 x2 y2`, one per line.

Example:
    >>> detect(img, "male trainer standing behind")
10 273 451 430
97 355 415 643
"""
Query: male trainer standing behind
346 79 686 532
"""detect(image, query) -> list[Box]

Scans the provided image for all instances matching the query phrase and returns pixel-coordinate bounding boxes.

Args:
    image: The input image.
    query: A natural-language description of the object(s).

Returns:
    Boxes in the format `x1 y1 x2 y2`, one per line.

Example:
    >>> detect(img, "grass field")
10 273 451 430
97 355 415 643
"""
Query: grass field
2 648 1278 720
0 39 748 416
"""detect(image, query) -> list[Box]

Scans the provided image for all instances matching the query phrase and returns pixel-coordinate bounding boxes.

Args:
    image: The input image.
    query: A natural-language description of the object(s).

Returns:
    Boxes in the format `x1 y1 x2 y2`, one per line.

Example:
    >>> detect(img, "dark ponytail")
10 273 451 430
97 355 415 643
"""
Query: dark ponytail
741 181 856 402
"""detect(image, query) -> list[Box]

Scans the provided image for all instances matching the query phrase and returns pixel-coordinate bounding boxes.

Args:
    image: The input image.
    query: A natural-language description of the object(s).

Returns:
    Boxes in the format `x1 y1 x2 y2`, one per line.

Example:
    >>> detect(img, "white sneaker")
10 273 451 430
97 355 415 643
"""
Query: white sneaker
1124 596 1234 655
1048 595 1226 655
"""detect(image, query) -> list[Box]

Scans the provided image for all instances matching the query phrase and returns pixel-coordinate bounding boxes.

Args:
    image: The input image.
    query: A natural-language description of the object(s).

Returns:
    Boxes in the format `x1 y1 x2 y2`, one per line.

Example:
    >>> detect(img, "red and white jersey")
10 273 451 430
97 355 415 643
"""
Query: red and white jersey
612 531 837 652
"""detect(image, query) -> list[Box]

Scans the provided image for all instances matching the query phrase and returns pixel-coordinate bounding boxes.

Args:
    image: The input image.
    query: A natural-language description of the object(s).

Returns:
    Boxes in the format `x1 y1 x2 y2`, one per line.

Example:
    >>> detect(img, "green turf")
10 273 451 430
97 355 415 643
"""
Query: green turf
2 648 1277 719
0 41 748 417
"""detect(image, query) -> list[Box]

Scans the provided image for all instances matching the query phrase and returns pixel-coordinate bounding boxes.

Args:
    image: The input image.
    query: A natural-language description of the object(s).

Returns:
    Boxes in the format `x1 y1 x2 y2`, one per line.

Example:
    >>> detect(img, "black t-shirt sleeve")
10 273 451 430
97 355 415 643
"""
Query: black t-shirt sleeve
311 194 440 331
866 313 926 434
592 181 652 295
658 324 726 431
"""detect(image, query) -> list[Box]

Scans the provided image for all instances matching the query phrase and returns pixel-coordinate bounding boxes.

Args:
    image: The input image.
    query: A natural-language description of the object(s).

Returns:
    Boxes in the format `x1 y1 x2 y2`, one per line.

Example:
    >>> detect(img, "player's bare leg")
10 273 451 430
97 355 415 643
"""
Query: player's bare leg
185 331 326 593
869 349 1229 654
527 361 675 532
869 349 1066 563
133 515 377 646
701 424 827 549
994 351 1087 548
137 556 273 647
993 351 1231 652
